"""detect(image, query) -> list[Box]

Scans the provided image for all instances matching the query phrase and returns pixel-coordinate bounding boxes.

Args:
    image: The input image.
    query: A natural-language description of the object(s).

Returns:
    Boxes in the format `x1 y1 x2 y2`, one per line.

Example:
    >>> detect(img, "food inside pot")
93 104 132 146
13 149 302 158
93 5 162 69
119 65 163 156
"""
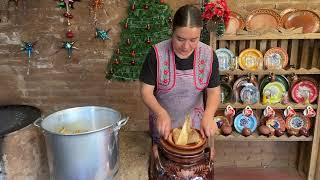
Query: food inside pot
58 127 88 134
172 114 201 145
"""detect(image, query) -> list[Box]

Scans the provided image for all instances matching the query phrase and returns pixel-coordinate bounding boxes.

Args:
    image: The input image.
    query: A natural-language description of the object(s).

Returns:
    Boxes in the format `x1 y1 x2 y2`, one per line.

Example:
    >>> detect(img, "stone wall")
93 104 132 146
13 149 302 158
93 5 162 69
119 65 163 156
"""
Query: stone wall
0 0 320 179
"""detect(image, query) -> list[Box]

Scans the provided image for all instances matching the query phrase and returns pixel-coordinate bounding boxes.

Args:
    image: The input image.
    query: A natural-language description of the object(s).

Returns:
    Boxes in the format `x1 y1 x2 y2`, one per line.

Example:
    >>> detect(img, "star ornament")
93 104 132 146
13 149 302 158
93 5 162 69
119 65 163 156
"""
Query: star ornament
95 28 111 41
62 41 78 58
21 41 36 58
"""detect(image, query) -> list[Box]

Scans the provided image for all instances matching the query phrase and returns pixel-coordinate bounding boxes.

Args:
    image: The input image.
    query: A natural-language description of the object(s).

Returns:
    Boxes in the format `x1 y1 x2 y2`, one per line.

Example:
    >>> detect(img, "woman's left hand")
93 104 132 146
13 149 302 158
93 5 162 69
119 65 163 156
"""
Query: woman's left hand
200 113 218 138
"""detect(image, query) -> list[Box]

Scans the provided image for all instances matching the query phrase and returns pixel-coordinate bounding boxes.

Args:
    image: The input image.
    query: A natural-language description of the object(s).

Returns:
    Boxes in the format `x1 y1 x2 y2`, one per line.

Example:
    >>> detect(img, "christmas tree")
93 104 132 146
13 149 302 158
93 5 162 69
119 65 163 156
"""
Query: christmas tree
106 0 172 81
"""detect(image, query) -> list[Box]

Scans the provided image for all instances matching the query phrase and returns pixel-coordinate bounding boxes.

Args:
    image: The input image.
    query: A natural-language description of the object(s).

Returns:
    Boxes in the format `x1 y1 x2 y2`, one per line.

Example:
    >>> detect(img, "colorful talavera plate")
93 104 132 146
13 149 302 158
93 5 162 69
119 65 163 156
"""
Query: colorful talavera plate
263 81 286 104
264 47 289 69
239 48 263 71
260 75 290 92
216 48 235 71
234 113 258 133
240 84 260 104
285 113 311 132
291 80 318 103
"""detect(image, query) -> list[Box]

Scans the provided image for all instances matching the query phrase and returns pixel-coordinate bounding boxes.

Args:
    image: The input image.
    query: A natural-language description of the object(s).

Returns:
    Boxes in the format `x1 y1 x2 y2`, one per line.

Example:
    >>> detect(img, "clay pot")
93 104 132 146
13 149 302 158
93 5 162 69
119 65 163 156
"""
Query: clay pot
299 127 310 137
258 125 271 136
287 128 298 136
274 128 284 137
221 125 232 136
242 128 251 137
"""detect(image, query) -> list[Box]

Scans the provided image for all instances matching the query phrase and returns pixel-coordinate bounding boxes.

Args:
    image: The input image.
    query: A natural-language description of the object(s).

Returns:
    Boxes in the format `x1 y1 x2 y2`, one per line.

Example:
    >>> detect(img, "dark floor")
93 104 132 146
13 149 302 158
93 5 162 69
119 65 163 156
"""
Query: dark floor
215 167 304 180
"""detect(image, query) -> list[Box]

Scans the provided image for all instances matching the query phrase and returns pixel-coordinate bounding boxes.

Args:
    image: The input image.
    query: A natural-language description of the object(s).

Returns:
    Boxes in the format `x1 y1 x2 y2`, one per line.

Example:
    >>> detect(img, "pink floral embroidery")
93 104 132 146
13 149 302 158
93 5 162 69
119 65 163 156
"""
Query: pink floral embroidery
200 59 205 64
164 60 169 66
164 70 169 75
199 78 203 83
199 69 204 74
163 79 168 84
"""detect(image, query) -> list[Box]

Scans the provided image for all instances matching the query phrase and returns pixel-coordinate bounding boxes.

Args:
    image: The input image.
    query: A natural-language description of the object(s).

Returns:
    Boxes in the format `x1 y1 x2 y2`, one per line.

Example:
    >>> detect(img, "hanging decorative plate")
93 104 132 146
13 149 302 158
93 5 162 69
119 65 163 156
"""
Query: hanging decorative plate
216 48 235 71
263 81 286 104
264 47 289 69
233 76 249 101
246 9 281 31
265 115 286 132
225 11 245 35
221 83 232 103
260 75 290 92
239 48 263 71
285 113 311 132
291 79 318 103
234 112 257 133
281 10 320 33
240 84 260 104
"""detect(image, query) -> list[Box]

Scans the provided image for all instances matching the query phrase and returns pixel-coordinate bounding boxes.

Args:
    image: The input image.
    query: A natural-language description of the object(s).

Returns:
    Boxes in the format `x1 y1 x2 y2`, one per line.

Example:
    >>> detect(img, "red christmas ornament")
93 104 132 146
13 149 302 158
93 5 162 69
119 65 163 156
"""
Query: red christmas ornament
113 58 120 65
124 22 128 29
146 24 151 30
131 3 136 11
143 4 149 10
130 50 136 57
66 30 74 38
146 37 151 44
131 60 136 65
160 0 165 3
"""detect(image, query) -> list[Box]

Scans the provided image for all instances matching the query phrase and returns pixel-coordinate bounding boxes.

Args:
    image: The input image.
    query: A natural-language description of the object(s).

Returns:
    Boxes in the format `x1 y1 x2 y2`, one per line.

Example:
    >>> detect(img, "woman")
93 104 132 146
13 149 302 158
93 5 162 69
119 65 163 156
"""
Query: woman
140 4 220 162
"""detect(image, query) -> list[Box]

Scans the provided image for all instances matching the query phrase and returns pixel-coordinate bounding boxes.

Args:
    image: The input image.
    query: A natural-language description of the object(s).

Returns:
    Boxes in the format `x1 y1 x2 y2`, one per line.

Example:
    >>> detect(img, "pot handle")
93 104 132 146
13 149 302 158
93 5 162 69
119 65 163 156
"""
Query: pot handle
33 117 44 128
114 116 129 131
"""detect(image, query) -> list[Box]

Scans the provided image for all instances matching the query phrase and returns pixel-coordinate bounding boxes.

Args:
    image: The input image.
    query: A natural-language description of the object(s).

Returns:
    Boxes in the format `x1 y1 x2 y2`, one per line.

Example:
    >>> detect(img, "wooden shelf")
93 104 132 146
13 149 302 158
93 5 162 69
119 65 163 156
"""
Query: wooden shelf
215 132 313 142
219 68 320 76
219 102 317 110
216 32 320 40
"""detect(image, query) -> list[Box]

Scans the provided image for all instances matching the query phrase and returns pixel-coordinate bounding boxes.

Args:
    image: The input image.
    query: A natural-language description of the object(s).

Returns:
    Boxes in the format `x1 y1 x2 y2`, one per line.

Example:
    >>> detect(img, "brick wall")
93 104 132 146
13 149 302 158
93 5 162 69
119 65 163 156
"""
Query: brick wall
0 0 319 179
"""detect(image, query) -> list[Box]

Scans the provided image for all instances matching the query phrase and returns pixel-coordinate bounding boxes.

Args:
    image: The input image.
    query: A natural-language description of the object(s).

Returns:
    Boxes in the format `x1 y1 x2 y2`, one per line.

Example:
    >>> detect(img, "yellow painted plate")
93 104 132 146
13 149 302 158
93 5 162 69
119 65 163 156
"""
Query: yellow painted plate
263 81 286 104
239 48 263 71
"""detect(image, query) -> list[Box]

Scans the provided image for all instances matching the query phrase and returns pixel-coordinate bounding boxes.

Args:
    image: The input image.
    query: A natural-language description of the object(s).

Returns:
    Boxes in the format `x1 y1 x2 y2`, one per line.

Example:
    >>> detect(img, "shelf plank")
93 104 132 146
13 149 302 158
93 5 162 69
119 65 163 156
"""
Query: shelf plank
219 68 320 75
215 32 320 40
215 132 313 142
219 102 317 110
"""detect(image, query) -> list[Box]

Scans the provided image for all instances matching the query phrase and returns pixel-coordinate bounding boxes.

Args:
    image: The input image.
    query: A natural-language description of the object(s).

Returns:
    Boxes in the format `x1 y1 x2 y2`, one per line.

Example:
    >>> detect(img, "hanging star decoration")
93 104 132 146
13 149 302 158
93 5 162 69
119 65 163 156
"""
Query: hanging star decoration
95 28 111 41
57 0 80 9
62 41 78 58
21 41 36 58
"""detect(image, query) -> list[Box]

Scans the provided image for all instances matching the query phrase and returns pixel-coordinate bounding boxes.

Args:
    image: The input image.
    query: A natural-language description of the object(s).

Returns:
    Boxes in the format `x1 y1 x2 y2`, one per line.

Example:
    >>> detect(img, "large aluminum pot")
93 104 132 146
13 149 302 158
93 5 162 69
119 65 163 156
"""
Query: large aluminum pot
34 106 128 180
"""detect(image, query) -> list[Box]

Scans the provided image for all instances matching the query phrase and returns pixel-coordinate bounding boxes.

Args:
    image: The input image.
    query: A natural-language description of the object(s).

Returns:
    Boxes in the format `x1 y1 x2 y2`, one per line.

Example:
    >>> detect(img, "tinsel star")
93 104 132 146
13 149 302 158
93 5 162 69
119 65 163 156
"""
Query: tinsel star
95 28 111 41
21 41 36 58
62 41 77 58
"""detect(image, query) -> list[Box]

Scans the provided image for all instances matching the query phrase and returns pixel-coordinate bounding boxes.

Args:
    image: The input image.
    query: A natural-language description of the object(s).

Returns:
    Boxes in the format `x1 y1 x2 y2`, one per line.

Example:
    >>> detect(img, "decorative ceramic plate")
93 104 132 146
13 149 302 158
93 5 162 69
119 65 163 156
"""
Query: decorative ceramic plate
239 48 263 71
240 84 260 104
263 81 287 104
266 115 286 132
234 113 258 133
281 10 320 33
246 9 281 31
264 47 289 69
285 113 311 131
233 76 249 101
221 83 232 103
225 11 245 35
291 79 318 103
216 48 235 71
260 75 290 92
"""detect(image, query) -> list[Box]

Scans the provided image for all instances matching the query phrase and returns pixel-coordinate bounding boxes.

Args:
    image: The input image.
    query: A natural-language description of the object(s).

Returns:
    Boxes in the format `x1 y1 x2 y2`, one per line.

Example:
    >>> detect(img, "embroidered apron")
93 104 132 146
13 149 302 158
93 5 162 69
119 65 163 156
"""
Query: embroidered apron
149 39 213 143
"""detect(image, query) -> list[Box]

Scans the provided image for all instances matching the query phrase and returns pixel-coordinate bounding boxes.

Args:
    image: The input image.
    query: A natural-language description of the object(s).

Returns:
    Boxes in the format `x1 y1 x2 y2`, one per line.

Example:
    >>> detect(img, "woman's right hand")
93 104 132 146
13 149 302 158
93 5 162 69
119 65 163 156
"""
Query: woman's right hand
156 111 171 140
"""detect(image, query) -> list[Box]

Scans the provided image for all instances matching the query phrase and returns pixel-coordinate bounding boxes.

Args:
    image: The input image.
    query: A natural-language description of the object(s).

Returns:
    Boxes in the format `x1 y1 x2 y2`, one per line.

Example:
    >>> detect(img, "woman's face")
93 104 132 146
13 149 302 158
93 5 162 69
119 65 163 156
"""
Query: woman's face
172 27 201 59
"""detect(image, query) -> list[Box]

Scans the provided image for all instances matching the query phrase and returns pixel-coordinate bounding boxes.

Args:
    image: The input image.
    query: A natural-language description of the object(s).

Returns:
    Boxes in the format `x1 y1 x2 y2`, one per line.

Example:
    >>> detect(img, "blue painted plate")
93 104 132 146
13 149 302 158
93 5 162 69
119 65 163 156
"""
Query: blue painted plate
216 48 235 71
234 113 258 133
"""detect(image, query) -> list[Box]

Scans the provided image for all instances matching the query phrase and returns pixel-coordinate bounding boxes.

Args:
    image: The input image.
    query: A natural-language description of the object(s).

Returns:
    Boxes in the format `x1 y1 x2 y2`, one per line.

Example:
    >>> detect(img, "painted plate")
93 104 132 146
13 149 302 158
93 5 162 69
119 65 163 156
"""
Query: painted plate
263 81 286 104
234 113 258 133
225 11 245 35
221 83 232 103
285 114 311 131
265 115 286 132
239 48 263 71
260 75 290 92
264 47 289 69
246 9 281 31
282 10 320 33
240 84 260 104
291 80 318 103
216 48 235 71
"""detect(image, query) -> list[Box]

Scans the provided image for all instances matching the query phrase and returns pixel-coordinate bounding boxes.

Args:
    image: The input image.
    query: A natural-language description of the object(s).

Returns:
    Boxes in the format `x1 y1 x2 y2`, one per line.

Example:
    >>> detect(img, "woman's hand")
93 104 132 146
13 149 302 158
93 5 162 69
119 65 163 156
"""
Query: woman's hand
156 111 171 140
200 112 218 138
